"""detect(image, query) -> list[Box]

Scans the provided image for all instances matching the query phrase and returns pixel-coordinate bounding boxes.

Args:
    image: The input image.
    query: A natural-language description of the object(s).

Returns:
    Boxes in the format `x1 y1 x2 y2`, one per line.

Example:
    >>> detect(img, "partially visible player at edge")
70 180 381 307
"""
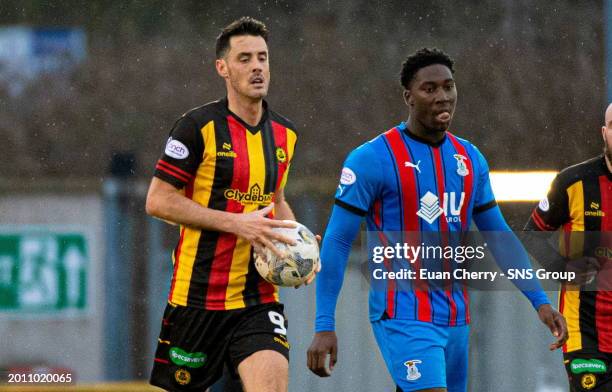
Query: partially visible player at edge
146 17 311 392
307 48 568 392
524 103 612 392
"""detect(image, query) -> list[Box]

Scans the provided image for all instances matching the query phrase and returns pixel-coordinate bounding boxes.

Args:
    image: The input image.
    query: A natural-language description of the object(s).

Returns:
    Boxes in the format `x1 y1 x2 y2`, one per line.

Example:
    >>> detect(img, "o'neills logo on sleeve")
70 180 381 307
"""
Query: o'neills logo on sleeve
224 184 273 205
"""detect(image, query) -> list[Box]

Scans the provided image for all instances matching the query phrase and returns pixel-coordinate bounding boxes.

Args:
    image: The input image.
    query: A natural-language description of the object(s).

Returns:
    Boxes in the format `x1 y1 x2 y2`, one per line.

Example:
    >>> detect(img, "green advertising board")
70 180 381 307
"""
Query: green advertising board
0 227 89 315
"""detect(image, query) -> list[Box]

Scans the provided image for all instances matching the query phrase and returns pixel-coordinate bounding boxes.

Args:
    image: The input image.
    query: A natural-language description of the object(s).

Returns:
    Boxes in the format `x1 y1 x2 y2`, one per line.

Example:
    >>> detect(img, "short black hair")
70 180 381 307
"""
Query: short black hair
215 17 269 59
400 48 455 90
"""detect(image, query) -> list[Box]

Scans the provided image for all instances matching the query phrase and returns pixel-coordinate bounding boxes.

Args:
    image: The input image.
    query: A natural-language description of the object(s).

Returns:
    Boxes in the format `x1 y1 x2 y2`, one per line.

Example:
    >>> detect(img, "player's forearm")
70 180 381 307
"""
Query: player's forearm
146 185 239 233
274 199 295 221
315 205 362 332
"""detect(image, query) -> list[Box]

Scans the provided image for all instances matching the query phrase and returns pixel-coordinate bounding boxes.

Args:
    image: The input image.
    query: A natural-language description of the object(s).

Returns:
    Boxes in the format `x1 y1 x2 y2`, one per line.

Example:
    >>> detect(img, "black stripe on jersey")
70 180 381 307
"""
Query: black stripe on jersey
474 200 497 214
578 291 598 352
243 121 279 306
334 199 367 216
188 119 235 306
583 176 603 248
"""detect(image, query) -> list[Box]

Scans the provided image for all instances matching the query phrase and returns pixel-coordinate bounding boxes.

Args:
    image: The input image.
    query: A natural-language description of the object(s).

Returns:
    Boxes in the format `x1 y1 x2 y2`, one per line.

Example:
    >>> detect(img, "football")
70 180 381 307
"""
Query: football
254 221 320 287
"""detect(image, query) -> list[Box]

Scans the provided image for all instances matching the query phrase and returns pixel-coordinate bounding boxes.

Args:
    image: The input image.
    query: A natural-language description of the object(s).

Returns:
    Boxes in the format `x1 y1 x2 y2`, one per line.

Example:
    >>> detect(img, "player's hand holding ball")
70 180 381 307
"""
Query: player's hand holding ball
254 220 320 288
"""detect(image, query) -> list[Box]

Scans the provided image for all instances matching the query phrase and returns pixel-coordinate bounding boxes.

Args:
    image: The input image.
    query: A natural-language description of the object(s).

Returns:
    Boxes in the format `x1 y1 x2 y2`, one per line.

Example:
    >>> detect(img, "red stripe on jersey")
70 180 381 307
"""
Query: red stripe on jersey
256 121 292 303
373 199 382 229
156 163 190 184
205 116 249 309
447 133 474 231
447 133 474 320
168 180 195 302
384 128 431 321
596 175 612 352
531 210 549 231
432 147 457 326
154 358 170 364
157 159 194 181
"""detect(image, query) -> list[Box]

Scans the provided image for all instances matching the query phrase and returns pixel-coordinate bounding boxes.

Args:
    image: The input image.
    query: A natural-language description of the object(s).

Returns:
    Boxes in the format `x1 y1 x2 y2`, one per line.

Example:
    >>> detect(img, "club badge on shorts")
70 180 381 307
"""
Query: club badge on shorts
404 359 422 381
175 368 191 386
581 373 597 390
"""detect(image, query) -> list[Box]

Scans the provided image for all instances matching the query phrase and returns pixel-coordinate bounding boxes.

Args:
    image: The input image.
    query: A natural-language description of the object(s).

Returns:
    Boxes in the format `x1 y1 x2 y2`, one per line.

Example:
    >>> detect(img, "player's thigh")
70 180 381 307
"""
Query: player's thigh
228 303 290 391
372 319 448 392
444 325 469 392
237 349 288 392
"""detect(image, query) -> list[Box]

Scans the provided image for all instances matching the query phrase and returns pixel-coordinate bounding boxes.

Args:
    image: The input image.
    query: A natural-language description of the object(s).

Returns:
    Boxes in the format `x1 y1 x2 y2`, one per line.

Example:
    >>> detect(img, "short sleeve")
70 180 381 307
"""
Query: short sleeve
472 147 497 214
334 144 381 216
154 115 204 188
528 174 569 231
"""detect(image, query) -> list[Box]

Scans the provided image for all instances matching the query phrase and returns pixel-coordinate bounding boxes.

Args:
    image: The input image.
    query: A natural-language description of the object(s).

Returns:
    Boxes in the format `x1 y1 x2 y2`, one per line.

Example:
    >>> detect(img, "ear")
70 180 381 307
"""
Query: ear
216 58 228 79
403 90 413 107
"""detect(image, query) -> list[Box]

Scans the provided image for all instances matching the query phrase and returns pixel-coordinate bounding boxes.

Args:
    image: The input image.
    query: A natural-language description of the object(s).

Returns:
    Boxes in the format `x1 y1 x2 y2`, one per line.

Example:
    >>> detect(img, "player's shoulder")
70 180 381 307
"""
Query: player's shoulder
555 155 606 188
268 108 298 134
180 98 228 127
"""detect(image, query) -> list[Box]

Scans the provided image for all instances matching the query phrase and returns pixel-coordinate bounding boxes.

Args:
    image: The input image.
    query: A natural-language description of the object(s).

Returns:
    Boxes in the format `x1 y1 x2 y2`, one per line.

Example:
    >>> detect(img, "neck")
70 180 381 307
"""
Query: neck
606 155 612 174
227 90 263 126
407 116 446 144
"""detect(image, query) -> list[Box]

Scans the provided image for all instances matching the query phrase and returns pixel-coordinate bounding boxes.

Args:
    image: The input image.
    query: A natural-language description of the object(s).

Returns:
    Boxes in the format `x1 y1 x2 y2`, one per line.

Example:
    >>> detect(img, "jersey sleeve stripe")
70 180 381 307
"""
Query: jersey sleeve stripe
157 159 195 180
335 199 367 216
156 164 189 184
473 200 497 214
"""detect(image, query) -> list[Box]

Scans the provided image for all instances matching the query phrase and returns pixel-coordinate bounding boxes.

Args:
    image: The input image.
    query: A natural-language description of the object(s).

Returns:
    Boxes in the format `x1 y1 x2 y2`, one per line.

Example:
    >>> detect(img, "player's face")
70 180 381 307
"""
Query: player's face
602 104 612 164
217 35 270 100
405 64 456 132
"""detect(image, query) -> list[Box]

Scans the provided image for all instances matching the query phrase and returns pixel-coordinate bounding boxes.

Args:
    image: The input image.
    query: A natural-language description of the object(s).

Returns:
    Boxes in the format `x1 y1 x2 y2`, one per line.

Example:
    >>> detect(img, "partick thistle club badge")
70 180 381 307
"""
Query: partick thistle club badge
404 359 422 381
174 368 191 386
454 154 469 177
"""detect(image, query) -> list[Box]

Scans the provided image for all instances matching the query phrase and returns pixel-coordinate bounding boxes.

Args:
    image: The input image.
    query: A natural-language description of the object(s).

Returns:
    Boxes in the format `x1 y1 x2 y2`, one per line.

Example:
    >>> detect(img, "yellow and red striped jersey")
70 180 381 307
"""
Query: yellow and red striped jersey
154 98 297 310
527 155 612 353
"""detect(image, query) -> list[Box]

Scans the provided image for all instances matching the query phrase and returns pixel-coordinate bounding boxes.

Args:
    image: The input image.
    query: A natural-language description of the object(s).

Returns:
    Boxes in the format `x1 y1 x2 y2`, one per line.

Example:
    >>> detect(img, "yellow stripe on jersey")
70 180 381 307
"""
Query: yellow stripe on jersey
224 130 266 309
561 181 585 352
563 286 583 352
561 181 585 258
170 121 216 306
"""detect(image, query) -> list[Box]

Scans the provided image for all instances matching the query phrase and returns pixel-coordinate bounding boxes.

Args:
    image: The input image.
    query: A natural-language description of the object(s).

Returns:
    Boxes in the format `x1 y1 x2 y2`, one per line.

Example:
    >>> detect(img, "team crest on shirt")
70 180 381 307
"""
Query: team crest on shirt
174 368 191 385
276 147 287 163
404 359 422 381
453 154 469 177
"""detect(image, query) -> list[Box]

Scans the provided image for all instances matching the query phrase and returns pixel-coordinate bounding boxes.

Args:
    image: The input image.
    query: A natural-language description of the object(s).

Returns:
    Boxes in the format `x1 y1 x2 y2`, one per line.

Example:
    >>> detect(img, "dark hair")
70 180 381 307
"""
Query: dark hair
215 17 269 59
400 48 455 89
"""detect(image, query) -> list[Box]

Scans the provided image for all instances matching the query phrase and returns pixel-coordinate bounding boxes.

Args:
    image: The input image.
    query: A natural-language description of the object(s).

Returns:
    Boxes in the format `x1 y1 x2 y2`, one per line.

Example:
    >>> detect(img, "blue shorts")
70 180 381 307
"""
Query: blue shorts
371 319 469 392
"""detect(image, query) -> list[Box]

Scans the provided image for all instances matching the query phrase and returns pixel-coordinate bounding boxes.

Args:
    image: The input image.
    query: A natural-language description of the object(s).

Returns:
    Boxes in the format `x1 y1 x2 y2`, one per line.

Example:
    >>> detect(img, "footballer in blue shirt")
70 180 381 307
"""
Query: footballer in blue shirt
307 48 568 392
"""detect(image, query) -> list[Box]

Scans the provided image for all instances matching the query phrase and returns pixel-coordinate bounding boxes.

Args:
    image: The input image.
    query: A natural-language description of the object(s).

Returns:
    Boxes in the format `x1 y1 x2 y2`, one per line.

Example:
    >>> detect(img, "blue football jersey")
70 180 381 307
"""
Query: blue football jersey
335 122 496 325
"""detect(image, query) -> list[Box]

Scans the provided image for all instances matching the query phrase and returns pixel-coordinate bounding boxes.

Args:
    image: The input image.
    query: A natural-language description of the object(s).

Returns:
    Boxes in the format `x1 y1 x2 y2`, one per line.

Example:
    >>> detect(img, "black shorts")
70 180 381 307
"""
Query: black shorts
150 302 290 392
564 351 612 391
